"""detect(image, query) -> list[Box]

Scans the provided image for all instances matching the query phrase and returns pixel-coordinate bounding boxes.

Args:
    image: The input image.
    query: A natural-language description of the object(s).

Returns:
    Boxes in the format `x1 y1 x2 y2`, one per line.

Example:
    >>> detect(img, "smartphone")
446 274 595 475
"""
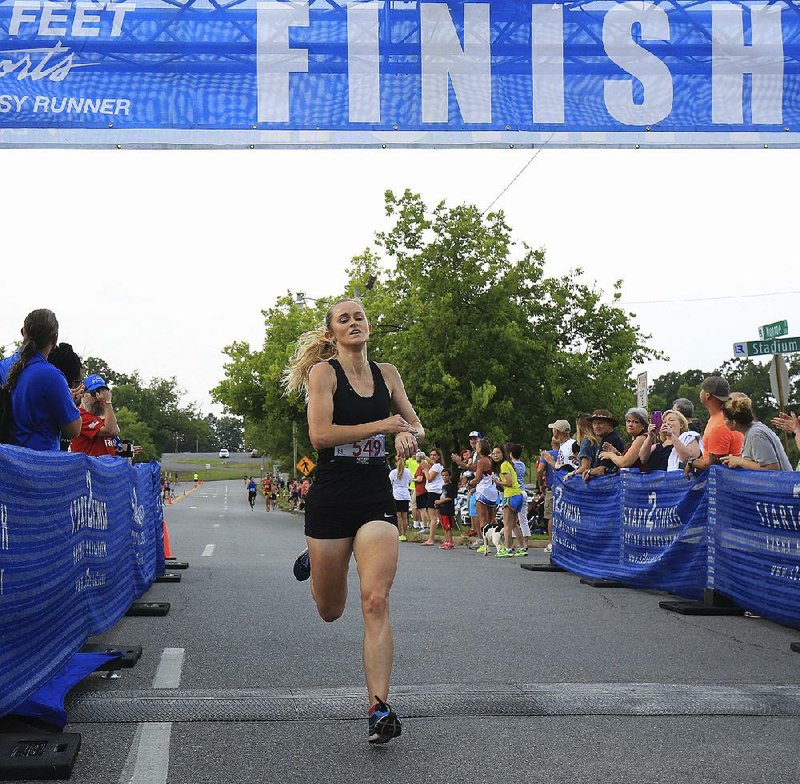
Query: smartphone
651 410 663 430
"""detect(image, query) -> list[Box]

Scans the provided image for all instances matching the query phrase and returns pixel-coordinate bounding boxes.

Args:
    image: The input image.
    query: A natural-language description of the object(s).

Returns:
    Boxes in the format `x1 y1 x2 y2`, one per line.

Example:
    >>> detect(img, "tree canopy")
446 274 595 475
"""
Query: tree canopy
213 190 660 466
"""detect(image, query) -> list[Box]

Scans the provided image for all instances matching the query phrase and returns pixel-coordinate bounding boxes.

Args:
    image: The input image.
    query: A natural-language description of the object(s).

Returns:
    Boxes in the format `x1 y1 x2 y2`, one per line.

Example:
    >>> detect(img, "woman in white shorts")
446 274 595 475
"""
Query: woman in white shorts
468 438 497 529
389 456 412 541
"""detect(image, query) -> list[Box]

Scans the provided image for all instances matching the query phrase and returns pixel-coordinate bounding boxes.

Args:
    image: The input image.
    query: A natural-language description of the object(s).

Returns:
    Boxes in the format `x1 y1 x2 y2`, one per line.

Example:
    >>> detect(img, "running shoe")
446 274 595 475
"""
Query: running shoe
496 547 513 558
368 697 402 744
398 535 407 542
293 548 311 581
475 544 488 554
543 542 553 554
439 542 454 549
465 529 478 537
512 548 528 557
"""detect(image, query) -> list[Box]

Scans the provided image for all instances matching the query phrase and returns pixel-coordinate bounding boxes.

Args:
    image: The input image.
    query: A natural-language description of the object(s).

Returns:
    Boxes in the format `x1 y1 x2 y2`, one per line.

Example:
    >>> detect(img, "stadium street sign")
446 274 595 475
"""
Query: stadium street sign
759 320 789 340
733 338 800 358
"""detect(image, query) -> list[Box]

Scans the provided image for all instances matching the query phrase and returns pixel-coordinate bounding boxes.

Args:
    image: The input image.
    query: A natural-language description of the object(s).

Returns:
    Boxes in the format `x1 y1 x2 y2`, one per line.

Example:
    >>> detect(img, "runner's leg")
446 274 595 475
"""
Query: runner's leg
306 536 353 622
353 521 399 703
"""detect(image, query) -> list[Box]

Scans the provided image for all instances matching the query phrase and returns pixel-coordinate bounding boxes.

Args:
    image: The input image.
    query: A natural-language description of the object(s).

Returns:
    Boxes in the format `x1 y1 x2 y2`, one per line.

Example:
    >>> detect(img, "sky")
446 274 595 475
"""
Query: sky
2 147 797 416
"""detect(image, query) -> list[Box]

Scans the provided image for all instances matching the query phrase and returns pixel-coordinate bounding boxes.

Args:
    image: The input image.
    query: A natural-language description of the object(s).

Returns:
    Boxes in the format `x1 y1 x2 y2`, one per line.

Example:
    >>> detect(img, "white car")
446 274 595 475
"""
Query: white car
218 448 230 459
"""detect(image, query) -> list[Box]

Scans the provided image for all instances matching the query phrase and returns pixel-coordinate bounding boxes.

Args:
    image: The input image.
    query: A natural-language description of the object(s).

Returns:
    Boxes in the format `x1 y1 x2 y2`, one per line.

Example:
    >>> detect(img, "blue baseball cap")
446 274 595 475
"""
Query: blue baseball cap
84 374 109 393
468 430 483 438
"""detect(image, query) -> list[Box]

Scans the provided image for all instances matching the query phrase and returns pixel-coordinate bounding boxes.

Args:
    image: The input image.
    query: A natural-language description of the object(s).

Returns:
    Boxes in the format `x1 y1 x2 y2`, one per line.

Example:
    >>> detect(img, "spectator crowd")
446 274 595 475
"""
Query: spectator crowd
381 374 799 559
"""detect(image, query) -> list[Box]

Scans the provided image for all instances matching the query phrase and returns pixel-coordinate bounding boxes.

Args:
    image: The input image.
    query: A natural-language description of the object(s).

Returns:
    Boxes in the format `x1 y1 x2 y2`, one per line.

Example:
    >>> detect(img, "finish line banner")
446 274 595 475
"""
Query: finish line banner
0 0 798 148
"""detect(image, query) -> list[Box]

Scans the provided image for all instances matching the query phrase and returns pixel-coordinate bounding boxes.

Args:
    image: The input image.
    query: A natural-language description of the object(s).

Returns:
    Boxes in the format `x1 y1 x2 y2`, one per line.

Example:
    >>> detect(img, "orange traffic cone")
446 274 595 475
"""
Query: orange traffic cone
163 520 173 559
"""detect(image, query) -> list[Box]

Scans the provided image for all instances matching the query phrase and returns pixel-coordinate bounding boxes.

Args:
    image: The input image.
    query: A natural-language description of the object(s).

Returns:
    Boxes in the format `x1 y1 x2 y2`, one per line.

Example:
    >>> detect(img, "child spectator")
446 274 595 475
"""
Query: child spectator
433 468 456 549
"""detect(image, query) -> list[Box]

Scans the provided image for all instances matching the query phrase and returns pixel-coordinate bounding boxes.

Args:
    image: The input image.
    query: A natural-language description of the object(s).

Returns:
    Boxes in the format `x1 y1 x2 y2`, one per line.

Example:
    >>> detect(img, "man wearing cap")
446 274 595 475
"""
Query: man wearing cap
543 420 576 470
70 374 120 457
685 376 743 475
451 430 483 536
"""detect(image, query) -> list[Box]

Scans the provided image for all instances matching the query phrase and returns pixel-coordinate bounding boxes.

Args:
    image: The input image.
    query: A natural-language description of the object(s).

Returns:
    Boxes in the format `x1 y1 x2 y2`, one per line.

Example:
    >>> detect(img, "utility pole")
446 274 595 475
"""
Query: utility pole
293 420 298 479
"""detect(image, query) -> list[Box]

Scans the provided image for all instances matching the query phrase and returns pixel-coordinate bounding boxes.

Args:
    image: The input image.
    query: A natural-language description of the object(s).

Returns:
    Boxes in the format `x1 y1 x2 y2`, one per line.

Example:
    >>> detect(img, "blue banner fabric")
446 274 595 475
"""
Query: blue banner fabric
9 651 120 728
0 446 163 717
709 466 800 629
619 470 706 601
551 472 621 580
0 1 798 148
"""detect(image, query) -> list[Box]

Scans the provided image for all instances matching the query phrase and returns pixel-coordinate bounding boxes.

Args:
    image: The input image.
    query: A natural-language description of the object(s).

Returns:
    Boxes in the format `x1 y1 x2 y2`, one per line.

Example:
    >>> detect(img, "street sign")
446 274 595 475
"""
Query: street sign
769 355 791 408
733 337 800 358
636 371 648 409
296 456 316 476
759 320 789 340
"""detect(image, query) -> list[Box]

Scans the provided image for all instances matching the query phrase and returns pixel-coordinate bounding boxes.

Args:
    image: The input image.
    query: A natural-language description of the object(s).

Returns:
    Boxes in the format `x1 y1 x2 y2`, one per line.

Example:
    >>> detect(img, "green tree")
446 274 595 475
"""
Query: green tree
83 356 134 386
212 294 327 467
214 191 660 465
115 407 158 462
213 415 245 452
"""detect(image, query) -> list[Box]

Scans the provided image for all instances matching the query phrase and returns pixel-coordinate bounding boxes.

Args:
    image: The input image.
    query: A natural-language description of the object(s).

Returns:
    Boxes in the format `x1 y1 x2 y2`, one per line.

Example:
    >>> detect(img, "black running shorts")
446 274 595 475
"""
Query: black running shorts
304 496 397 540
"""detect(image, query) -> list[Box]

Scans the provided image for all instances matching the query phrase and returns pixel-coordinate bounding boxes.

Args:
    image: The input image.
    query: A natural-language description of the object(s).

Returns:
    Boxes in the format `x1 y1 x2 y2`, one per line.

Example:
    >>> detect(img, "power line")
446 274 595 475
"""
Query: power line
619 290 800 306
482 133 556 215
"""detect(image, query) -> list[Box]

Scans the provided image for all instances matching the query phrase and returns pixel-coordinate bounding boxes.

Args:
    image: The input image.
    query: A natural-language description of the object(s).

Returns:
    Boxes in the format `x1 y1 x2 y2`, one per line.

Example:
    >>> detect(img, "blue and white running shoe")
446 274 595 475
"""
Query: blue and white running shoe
293 548 310 581
368 697 402 744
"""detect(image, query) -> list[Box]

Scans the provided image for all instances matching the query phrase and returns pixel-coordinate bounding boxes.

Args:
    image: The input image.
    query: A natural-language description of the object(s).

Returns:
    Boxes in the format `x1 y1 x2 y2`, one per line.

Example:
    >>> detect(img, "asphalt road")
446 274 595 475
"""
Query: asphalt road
33 480 800 783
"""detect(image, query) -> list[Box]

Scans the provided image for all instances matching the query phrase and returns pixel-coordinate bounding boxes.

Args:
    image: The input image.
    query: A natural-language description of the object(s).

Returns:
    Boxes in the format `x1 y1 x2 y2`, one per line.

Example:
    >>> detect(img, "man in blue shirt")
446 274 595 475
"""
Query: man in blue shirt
1 309 80 451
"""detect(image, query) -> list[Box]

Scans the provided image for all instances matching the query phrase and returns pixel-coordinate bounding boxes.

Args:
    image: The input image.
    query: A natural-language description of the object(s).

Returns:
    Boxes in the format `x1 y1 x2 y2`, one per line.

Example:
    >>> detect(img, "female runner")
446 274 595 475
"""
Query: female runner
283 299 424 744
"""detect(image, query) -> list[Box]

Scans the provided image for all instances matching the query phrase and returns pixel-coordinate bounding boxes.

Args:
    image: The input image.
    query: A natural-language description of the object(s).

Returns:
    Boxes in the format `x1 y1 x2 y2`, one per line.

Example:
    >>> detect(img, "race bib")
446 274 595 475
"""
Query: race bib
333 435 386 464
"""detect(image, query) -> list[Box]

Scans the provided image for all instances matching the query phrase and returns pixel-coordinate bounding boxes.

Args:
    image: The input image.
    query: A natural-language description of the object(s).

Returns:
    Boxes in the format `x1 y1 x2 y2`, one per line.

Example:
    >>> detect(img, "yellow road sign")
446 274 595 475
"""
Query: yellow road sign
296 456 316 476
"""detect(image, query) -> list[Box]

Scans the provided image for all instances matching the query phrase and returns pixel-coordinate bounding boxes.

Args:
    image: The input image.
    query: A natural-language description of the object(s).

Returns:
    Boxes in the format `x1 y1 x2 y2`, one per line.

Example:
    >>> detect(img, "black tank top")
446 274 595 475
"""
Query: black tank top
307 359 393 508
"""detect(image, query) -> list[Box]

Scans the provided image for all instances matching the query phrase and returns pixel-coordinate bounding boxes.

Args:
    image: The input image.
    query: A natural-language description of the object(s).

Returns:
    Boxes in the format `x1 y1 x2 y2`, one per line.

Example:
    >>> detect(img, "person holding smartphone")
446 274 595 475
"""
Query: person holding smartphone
656 410 701 471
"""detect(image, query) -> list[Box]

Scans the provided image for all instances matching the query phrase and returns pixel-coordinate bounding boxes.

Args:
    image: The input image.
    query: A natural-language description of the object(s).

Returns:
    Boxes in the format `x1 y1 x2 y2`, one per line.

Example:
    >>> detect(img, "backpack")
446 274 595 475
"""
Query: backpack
0 385 13 444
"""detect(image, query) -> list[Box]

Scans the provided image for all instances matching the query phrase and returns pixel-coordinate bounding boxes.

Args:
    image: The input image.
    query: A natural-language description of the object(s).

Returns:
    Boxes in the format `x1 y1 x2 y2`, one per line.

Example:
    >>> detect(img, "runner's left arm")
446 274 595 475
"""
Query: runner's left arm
380 362 426 444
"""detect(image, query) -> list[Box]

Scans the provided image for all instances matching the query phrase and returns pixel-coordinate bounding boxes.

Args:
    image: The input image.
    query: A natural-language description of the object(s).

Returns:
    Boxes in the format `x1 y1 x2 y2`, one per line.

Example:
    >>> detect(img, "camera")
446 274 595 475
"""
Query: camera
115 442 134 459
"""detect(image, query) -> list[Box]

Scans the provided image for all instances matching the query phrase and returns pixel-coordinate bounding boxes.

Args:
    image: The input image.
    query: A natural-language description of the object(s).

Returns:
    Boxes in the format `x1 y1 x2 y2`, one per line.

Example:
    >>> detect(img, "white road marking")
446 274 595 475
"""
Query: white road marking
120 648 184 784
213 524 220 528
201 544 216 557
152 648 185 689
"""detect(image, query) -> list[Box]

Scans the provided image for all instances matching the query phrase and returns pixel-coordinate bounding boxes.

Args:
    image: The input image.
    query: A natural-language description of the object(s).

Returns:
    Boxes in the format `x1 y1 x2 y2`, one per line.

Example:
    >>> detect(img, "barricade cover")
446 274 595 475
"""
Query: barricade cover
0 445 163 717
552 467 800 627
619 470 706 601
0 0 799 148
551 472 621 580
709 467 800 629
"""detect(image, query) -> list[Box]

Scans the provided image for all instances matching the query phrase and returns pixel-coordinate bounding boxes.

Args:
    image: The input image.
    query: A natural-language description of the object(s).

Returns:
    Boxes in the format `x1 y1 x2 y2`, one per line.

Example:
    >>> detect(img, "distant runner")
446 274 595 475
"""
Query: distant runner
246 476 257 509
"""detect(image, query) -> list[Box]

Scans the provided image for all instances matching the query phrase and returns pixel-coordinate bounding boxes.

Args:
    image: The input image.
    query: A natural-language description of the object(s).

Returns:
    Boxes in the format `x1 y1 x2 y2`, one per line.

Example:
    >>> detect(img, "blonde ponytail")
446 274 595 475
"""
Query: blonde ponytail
282 326 337 397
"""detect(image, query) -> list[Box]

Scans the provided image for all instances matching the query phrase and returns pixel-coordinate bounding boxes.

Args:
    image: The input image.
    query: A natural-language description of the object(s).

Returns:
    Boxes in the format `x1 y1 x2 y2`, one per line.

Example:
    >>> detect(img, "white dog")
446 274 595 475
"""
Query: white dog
481 521 504 556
